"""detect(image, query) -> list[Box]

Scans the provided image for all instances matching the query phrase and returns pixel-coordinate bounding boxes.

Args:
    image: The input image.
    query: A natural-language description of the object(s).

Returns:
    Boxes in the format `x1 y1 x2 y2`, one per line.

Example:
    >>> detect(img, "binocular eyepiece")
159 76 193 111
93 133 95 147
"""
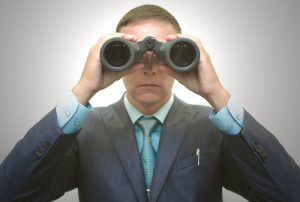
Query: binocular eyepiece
100 36 200 72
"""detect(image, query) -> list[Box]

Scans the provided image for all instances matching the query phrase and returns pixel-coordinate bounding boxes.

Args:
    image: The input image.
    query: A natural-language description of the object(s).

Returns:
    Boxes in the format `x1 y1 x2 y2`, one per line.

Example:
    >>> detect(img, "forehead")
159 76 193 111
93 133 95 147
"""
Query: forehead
119 19 177 42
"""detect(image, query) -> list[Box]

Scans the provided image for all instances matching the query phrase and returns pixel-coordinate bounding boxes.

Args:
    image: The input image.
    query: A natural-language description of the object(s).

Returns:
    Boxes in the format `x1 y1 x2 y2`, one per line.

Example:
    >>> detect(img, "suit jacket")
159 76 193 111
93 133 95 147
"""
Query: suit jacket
0 96 299 202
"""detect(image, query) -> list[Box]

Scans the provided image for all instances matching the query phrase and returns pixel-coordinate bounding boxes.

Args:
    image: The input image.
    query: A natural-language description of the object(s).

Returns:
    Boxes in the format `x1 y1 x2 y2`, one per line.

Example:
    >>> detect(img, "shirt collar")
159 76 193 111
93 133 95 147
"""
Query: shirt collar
124 94 174 124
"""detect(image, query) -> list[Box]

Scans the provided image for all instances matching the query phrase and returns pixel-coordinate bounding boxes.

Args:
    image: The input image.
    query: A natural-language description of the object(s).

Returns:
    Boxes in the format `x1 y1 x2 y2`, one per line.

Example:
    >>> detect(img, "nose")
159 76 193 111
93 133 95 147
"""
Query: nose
143 51 158 75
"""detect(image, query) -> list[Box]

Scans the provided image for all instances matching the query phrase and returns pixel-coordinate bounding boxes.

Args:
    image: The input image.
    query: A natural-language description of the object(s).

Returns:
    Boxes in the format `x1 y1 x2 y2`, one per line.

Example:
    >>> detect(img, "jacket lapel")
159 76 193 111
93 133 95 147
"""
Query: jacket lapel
149 97 196 202
101 99 147 202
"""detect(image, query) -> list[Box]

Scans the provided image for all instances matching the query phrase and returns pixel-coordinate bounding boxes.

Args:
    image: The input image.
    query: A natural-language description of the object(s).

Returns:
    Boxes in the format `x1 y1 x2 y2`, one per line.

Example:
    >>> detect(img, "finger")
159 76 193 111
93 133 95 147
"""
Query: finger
166 34 179 42
102 33 124 42
166 34 204 52
122 34 138 42
96 33 124 49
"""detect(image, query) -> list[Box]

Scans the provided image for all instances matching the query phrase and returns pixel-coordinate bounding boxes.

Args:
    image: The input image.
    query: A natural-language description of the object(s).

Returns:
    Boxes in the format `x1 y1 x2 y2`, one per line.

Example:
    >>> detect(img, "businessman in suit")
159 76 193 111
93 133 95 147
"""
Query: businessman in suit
0 4 299 202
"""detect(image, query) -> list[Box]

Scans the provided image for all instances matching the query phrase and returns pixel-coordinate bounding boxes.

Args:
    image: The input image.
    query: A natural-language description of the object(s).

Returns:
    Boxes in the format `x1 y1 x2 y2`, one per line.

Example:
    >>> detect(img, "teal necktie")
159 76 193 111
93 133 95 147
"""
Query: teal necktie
137 117 158 194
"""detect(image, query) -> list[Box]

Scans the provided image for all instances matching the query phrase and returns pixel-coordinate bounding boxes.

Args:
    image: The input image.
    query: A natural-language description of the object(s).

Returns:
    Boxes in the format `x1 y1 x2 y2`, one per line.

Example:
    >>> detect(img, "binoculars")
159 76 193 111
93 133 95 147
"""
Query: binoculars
100 36 200 72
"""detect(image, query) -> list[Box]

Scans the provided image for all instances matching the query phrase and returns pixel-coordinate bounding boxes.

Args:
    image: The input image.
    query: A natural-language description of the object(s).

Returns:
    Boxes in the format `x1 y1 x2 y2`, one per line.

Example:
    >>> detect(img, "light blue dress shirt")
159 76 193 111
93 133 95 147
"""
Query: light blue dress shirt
124 94 174 153
56 92 93 134
55 92 244 136
209 99 244 134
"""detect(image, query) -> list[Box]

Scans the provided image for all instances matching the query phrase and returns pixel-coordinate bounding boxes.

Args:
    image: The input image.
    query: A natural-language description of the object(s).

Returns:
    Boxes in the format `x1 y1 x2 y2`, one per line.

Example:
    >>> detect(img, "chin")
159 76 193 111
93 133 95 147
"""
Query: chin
137 94 161 106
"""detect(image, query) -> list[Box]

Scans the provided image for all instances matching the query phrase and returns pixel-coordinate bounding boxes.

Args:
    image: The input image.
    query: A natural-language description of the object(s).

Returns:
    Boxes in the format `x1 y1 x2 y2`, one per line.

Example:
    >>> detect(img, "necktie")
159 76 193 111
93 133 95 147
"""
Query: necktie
137 117 158 193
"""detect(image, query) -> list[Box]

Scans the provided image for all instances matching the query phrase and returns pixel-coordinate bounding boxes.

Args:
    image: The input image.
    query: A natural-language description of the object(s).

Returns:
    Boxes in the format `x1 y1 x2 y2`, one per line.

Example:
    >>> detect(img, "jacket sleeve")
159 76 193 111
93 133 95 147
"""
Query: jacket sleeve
222 110 300 202
0 109 79 202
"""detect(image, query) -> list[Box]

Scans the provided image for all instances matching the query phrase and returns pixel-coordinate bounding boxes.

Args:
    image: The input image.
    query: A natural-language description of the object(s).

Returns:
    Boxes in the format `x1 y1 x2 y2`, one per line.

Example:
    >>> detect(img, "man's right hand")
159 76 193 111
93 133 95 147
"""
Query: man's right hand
72 33 140 105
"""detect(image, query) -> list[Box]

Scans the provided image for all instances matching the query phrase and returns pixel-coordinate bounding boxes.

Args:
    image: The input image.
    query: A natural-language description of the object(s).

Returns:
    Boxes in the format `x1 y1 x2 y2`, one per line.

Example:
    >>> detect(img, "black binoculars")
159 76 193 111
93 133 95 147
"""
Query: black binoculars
100 36 200 72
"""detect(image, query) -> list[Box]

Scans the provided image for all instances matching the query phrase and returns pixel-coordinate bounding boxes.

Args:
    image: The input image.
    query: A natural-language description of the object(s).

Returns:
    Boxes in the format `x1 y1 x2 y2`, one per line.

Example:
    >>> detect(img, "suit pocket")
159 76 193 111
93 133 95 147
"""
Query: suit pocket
176 152 210 171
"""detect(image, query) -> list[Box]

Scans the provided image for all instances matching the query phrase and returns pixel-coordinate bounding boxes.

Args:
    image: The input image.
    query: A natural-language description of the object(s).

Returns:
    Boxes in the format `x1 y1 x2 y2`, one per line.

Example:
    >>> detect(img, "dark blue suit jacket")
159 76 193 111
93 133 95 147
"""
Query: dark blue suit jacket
1 97 299 201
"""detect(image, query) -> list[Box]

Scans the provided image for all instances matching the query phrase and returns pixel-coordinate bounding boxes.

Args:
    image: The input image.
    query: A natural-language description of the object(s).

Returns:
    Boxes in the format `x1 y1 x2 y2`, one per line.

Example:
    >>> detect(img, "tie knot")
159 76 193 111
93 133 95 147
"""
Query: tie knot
137 117 158 137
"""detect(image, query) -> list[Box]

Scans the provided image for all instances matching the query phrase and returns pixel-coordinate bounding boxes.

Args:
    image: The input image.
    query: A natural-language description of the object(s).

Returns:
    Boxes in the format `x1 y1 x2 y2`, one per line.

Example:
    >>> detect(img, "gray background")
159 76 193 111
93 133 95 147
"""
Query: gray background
0 0 299 201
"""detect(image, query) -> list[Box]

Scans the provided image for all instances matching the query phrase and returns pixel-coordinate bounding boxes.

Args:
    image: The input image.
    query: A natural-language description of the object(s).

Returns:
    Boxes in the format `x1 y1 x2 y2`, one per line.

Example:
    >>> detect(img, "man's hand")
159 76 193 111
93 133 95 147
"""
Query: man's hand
72 33 140 105
162 34 230 111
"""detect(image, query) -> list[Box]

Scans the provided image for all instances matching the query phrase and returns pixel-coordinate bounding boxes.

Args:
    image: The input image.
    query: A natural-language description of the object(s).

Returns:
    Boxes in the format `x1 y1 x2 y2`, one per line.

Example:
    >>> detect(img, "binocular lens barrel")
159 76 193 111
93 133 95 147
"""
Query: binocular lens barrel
169 41 197 67
100 36 199 72
103 41 130 67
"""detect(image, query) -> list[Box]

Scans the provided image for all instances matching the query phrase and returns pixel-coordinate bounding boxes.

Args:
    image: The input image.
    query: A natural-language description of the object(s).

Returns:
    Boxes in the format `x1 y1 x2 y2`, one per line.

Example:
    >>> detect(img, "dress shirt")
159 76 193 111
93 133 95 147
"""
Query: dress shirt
124 94 174 152
55 92 244 135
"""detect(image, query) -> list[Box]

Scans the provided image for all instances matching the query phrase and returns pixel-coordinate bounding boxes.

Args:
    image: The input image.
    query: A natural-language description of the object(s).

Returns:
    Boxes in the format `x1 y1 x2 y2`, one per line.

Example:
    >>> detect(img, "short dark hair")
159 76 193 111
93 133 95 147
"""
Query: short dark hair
116 4 181 33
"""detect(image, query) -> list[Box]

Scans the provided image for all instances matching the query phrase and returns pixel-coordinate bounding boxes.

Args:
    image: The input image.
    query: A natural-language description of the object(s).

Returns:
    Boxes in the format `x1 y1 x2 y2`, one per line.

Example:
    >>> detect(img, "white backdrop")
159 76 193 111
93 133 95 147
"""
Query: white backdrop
0 1 299 201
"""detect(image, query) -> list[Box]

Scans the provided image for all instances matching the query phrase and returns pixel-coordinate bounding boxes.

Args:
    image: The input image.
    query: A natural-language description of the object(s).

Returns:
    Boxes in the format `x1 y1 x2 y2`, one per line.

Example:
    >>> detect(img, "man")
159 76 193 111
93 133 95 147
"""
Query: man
0 4 299 202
